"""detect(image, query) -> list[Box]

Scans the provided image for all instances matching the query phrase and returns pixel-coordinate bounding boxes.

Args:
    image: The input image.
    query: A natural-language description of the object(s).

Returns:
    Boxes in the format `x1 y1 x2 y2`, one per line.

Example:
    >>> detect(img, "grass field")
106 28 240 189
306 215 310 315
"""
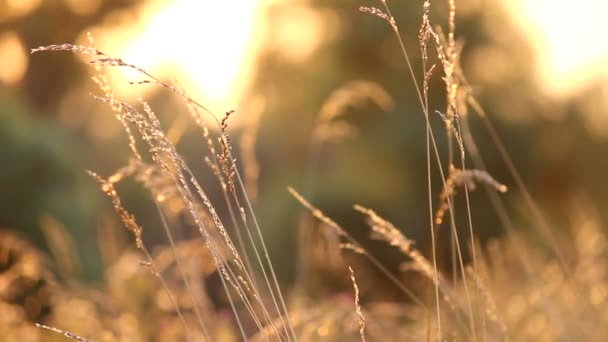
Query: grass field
1 1 607 341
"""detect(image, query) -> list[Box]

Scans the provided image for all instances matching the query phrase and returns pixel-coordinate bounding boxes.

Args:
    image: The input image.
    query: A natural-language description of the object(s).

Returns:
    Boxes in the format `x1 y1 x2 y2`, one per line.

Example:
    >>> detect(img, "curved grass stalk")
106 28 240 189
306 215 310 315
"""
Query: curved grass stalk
88 171 192 338
288 187 428 309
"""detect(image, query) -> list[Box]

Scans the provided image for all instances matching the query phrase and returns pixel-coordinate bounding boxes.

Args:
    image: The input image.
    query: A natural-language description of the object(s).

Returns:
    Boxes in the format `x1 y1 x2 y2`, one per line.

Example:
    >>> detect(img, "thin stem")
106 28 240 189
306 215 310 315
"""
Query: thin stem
154 201 211 341
235 168 298 341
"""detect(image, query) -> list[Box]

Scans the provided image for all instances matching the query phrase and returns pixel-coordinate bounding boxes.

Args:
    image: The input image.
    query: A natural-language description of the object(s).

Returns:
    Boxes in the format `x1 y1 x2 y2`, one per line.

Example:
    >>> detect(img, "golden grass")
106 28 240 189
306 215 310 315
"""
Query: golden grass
0 0 604 341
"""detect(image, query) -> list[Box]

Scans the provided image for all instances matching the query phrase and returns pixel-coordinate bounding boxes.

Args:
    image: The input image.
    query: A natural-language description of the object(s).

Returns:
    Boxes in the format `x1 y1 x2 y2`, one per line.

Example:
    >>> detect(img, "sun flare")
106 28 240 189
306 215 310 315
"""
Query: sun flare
507 0 608 97
101 0 262 116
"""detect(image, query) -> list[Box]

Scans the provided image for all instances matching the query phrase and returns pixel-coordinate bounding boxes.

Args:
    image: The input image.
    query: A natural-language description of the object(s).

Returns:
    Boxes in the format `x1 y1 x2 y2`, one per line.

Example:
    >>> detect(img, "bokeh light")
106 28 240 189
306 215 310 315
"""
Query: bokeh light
1 0 41 21
507 0 608 98
0 31 28 85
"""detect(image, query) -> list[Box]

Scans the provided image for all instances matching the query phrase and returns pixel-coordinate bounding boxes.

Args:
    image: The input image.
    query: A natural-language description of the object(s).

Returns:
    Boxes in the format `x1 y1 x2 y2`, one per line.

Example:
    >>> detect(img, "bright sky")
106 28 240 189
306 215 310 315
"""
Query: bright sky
506 0 608 97
105 0 262 116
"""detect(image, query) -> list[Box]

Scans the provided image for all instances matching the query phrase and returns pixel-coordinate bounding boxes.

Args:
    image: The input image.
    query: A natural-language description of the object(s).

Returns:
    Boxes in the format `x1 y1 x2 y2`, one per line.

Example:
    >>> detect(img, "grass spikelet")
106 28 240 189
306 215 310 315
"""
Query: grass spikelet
359 6 396 30
317 80 394 122
435 165 507 226
289 187 427 307
88 171 144 251
352 205 478 337
340 243 366 255
32 42 219 126
218 110 237 193
288 187 348 238
419 0 432 66
35 323 90 342
353 205 443 293
313 80 394 143
348 266 367 342
30 44 99 57
353 204 414 252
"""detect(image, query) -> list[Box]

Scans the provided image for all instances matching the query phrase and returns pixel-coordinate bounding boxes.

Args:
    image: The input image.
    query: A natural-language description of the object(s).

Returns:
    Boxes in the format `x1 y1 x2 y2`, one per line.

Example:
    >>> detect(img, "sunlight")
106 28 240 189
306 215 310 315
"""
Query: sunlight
101 0 262 116
507 0 608 97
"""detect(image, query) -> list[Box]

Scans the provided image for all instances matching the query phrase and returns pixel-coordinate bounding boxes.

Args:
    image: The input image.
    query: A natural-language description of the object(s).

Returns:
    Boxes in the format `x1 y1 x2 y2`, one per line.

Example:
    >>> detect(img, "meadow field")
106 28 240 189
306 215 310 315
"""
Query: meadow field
1 0 607 341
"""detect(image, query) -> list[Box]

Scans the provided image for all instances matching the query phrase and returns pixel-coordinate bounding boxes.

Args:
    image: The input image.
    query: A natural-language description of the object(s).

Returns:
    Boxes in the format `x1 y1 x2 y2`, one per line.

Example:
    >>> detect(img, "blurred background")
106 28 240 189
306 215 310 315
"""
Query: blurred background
1 0 607 290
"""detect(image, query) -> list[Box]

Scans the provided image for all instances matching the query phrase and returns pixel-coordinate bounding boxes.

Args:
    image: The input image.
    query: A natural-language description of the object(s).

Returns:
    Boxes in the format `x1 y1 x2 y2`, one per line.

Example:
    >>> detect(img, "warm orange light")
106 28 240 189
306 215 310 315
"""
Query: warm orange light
81 0 335 124
265 6 331 63
1 0 41 21
92 0 263 118
507 0 608 97
0 31 28 85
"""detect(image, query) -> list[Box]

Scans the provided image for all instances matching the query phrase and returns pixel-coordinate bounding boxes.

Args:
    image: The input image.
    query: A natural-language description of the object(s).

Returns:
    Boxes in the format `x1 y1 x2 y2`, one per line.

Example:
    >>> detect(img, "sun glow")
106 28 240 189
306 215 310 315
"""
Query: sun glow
507 0 608 97
97 0 262 116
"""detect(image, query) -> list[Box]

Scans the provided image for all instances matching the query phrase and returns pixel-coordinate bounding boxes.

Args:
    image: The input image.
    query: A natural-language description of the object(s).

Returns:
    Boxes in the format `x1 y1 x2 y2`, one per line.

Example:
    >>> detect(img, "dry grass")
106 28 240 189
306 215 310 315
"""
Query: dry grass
0 0 605 341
